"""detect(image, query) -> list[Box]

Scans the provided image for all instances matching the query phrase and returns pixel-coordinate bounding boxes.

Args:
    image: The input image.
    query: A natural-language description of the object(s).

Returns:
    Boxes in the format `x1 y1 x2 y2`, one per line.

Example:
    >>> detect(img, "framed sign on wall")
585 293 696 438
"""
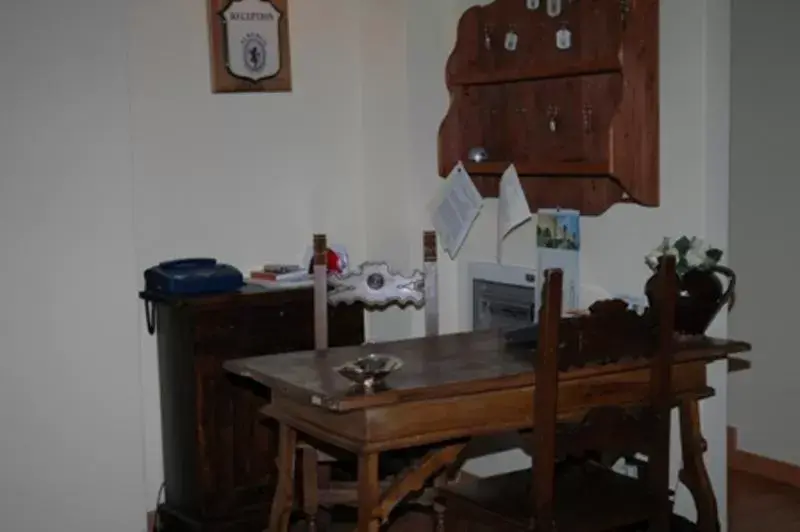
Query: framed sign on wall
207 0 292 93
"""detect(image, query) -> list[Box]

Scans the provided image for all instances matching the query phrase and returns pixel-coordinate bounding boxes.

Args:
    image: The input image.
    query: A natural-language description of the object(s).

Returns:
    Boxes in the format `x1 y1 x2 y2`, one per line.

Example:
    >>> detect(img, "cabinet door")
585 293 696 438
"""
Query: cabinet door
190 301 364 517
454 84 513 163
194 354 274 516
510 73 622 168
191 302 307 516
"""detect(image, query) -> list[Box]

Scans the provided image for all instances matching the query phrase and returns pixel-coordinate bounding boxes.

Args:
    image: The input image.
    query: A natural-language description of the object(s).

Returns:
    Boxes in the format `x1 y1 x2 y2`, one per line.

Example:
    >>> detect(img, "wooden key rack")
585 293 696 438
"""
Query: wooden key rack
438 0 659 215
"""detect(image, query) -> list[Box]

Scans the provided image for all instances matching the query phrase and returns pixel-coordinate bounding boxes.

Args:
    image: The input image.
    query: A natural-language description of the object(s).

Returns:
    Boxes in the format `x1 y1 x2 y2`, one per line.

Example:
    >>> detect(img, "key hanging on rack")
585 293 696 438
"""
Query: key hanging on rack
547 0 562 17
620 0 631 26
504 26 519 51
556 24 572 50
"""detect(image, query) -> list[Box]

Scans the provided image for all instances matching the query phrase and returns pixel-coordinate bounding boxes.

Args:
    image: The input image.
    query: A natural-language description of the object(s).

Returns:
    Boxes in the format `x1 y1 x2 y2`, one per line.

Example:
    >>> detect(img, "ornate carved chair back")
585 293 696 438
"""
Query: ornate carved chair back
301 231 440 528
312 231 438 349
313 234 328 350
423 230 439 337
533 255 677 532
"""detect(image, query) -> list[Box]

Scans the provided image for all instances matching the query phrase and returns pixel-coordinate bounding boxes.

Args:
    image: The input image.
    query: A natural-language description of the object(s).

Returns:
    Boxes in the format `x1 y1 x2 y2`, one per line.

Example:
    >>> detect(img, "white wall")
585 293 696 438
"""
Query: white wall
729 0 800 465
0 0 731 530
0 1 145 531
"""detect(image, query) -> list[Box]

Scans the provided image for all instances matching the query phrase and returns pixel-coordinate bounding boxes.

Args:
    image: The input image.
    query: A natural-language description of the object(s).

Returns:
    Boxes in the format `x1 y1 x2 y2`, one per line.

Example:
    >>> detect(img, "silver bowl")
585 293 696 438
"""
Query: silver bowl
468 146 488 163
335 354 403 391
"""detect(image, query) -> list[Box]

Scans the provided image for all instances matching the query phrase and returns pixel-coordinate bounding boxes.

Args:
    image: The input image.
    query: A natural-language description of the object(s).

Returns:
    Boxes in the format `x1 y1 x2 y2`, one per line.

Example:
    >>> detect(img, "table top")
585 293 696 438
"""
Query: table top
224 330 751 412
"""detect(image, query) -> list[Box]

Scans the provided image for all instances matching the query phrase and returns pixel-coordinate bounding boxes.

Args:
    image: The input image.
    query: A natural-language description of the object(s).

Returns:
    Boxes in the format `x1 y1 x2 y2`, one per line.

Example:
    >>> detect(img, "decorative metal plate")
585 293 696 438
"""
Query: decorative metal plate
327 262 425 308
334 353 403 392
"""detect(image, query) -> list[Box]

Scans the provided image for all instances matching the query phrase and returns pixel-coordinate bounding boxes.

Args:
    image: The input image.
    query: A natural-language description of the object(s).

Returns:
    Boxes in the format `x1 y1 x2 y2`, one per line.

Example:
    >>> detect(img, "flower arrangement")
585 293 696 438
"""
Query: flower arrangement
645 236 723 277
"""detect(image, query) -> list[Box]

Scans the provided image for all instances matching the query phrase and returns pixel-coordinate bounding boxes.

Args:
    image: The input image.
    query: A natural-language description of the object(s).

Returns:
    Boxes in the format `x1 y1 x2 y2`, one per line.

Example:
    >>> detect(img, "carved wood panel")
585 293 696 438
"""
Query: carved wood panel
557 299 658 371
446 0 624 86
438 0 659 216
453 74 621 173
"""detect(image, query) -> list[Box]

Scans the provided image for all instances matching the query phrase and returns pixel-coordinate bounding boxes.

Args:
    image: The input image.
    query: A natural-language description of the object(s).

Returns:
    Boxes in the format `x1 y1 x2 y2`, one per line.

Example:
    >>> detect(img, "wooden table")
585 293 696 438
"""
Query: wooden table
224 329 751 532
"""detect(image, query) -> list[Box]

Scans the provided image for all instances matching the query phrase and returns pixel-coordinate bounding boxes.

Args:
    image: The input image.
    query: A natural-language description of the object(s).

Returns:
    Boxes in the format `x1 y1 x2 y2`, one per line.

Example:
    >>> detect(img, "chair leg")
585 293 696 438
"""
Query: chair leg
433 503 445 532
299 445 320 531
270 423 297 532
432 472 447 532
678 399 720 532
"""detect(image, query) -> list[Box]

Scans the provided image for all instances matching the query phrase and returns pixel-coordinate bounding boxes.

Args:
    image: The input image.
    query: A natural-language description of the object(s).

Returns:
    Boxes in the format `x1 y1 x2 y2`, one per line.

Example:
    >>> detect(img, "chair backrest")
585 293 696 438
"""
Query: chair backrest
313 234 329 350
313 231 439 350
532 256 677 531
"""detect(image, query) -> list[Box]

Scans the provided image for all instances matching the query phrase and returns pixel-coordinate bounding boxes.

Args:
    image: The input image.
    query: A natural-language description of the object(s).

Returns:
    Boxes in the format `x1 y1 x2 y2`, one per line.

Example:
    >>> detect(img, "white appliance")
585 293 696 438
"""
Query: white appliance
468 262 538 331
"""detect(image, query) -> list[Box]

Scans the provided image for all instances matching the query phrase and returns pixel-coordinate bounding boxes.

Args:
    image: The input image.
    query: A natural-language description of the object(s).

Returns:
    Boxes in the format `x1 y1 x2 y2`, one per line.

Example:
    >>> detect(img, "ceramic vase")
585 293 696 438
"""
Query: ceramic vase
645 263 736 336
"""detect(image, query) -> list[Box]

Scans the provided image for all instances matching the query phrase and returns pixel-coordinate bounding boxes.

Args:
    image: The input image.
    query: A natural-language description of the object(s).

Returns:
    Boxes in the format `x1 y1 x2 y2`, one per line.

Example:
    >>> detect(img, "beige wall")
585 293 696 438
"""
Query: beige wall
0 1 143 531
729 0 800 465
0 1 731 530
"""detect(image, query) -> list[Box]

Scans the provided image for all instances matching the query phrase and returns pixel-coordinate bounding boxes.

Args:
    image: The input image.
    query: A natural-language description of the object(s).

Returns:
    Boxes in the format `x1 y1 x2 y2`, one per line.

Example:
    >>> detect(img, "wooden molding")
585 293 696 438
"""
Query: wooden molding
728 426 800 489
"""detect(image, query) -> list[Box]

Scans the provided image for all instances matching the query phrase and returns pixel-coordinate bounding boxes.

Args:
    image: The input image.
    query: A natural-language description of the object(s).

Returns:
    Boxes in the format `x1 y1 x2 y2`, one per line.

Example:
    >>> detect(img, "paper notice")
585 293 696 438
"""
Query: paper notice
536 208 581 314
429 162 483 260
497 164 531 262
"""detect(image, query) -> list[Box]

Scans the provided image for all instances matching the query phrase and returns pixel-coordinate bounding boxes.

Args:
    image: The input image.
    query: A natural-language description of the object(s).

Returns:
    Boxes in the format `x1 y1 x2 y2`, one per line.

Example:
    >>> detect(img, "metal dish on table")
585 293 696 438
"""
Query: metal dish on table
334 354 403 392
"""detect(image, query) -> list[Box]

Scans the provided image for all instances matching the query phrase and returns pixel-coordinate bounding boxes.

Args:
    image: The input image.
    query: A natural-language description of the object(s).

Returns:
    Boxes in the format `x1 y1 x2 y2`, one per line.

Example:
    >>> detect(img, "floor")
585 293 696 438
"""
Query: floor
304 470 800 531
729 470 800 531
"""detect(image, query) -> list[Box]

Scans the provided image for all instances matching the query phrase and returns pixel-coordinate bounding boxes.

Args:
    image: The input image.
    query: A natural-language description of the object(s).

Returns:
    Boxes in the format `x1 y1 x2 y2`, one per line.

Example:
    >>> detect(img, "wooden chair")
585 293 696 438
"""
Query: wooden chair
293 231 443 531
439 256 681 532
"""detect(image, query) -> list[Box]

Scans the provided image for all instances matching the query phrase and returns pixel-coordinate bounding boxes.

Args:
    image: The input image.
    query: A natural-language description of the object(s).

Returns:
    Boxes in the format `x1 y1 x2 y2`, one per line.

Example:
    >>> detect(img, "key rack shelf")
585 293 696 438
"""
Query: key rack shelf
438 0 659 216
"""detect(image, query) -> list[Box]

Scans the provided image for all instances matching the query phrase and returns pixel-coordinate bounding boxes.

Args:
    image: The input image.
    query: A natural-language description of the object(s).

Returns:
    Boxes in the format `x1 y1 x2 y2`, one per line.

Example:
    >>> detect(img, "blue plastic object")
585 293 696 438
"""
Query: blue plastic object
144 258 244 296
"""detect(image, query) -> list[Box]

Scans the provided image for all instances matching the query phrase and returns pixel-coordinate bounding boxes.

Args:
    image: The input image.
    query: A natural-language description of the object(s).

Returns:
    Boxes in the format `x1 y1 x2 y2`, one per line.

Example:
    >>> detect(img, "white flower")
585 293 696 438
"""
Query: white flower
645 243 678 271
645 253 660 271
645 235 724 276
685 247 707 269
686 237 713 269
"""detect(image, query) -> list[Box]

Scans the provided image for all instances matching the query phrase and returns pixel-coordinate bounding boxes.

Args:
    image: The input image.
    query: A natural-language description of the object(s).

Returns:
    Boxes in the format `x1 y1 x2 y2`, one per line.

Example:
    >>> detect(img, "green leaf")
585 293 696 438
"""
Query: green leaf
706 248 723 263
675 257 689 275
673 236 692 256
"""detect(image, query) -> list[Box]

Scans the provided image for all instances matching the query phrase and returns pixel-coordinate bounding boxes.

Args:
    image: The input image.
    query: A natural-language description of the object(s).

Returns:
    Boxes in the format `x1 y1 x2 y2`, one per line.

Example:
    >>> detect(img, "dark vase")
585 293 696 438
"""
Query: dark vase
645 264 736 336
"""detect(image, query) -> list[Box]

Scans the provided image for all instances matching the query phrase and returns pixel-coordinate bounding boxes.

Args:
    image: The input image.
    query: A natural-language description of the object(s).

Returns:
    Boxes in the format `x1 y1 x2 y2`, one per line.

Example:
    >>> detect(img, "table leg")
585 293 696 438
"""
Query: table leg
270 422 298 532
357 452 380 532
678 398 720 532
300 445 319 532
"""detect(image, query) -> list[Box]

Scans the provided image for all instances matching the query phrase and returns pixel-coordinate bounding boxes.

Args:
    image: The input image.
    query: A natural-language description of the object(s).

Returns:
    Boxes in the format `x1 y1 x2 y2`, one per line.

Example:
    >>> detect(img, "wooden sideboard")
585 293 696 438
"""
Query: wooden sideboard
140 285 365 532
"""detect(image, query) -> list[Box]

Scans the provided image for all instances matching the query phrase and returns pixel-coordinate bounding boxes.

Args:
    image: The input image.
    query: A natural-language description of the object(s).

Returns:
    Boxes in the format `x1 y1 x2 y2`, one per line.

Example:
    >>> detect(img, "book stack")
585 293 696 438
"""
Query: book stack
247 264 311 289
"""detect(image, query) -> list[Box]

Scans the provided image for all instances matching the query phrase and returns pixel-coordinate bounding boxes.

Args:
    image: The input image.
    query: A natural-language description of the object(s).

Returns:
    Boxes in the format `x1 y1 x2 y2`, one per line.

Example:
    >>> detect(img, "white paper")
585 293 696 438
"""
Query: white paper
429 162 483 260
496 164 532 262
